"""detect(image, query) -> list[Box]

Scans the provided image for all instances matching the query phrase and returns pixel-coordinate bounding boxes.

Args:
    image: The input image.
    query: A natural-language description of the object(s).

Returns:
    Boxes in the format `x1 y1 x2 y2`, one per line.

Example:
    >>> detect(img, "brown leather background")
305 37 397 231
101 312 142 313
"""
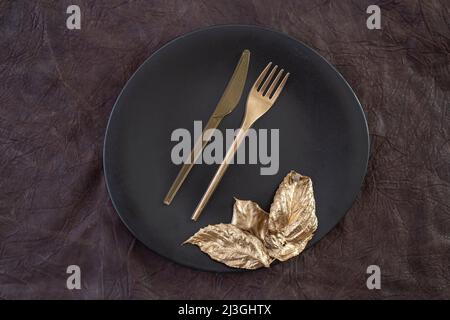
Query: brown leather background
1 0 449 299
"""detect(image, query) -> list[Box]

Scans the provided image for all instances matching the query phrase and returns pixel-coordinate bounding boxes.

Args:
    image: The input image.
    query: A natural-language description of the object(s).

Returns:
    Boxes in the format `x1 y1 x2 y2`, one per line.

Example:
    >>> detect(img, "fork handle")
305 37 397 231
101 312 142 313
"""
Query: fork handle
191 126 250 221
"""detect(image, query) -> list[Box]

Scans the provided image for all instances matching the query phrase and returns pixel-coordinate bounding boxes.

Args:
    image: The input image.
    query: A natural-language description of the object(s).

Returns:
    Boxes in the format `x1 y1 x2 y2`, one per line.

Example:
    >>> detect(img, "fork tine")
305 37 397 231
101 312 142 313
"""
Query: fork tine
270 72 290 101
266 69 284 97
253 62 272 89
260 65 278 94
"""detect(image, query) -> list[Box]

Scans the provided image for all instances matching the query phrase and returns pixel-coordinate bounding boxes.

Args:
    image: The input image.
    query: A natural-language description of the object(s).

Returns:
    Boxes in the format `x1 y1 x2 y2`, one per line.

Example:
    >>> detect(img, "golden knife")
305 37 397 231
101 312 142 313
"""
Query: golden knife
164 49 250 205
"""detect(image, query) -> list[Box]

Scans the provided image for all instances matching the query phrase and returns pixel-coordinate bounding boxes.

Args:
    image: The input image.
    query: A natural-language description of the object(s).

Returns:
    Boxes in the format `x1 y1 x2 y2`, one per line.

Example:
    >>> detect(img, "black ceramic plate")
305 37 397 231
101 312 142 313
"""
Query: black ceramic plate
104 25 369 272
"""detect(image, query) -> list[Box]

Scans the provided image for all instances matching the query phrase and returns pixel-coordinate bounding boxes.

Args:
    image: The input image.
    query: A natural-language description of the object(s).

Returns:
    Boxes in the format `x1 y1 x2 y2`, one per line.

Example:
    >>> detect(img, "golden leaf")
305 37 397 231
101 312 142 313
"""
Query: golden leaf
184 224 273 269
231 198 268 240
264 171 318 261
185 171 318 269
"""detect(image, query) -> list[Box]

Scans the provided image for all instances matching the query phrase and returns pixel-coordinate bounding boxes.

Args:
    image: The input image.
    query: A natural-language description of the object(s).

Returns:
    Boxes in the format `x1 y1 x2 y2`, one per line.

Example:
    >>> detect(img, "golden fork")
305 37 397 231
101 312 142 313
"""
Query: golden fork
191 62 290 221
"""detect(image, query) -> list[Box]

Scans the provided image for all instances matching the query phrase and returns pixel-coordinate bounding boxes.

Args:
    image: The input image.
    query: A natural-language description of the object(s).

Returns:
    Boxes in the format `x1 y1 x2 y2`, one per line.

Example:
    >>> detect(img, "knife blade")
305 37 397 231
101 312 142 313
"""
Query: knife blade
164 49 250 205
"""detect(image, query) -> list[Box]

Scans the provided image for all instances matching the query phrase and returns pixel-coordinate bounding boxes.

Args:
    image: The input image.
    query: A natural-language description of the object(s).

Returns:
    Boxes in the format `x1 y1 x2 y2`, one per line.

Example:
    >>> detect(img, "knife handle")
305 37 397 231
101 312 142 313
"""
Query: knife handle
164 116 222 205
191 126 249 220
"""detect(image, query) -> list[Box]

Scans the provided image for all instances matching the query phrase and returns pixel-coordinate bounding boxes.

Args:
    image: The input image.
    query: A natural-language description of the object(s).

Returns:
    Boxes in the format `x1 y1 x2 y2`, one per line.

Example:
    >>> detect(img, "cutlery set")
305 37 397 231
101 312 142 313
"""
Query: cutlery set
164 50 290 221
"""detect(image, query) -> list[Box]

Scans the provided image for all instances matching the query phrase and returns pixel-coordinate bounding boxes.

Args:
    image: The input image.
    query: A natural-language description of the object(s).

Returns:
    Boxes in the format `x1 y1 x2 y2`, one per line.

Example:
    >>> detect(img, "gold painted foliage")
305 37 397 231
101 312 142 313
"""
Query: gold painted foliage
185 171 318 269
184 224 273 269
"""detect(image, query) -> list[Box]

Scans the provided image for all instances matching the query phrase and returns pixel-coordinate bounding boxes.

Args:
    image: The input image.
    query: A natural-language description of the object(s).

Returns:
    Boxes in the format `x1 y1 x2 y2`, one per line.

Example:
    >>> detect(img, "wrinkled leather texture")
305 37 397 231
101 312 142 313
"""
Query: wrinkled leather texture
0 0 449 299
